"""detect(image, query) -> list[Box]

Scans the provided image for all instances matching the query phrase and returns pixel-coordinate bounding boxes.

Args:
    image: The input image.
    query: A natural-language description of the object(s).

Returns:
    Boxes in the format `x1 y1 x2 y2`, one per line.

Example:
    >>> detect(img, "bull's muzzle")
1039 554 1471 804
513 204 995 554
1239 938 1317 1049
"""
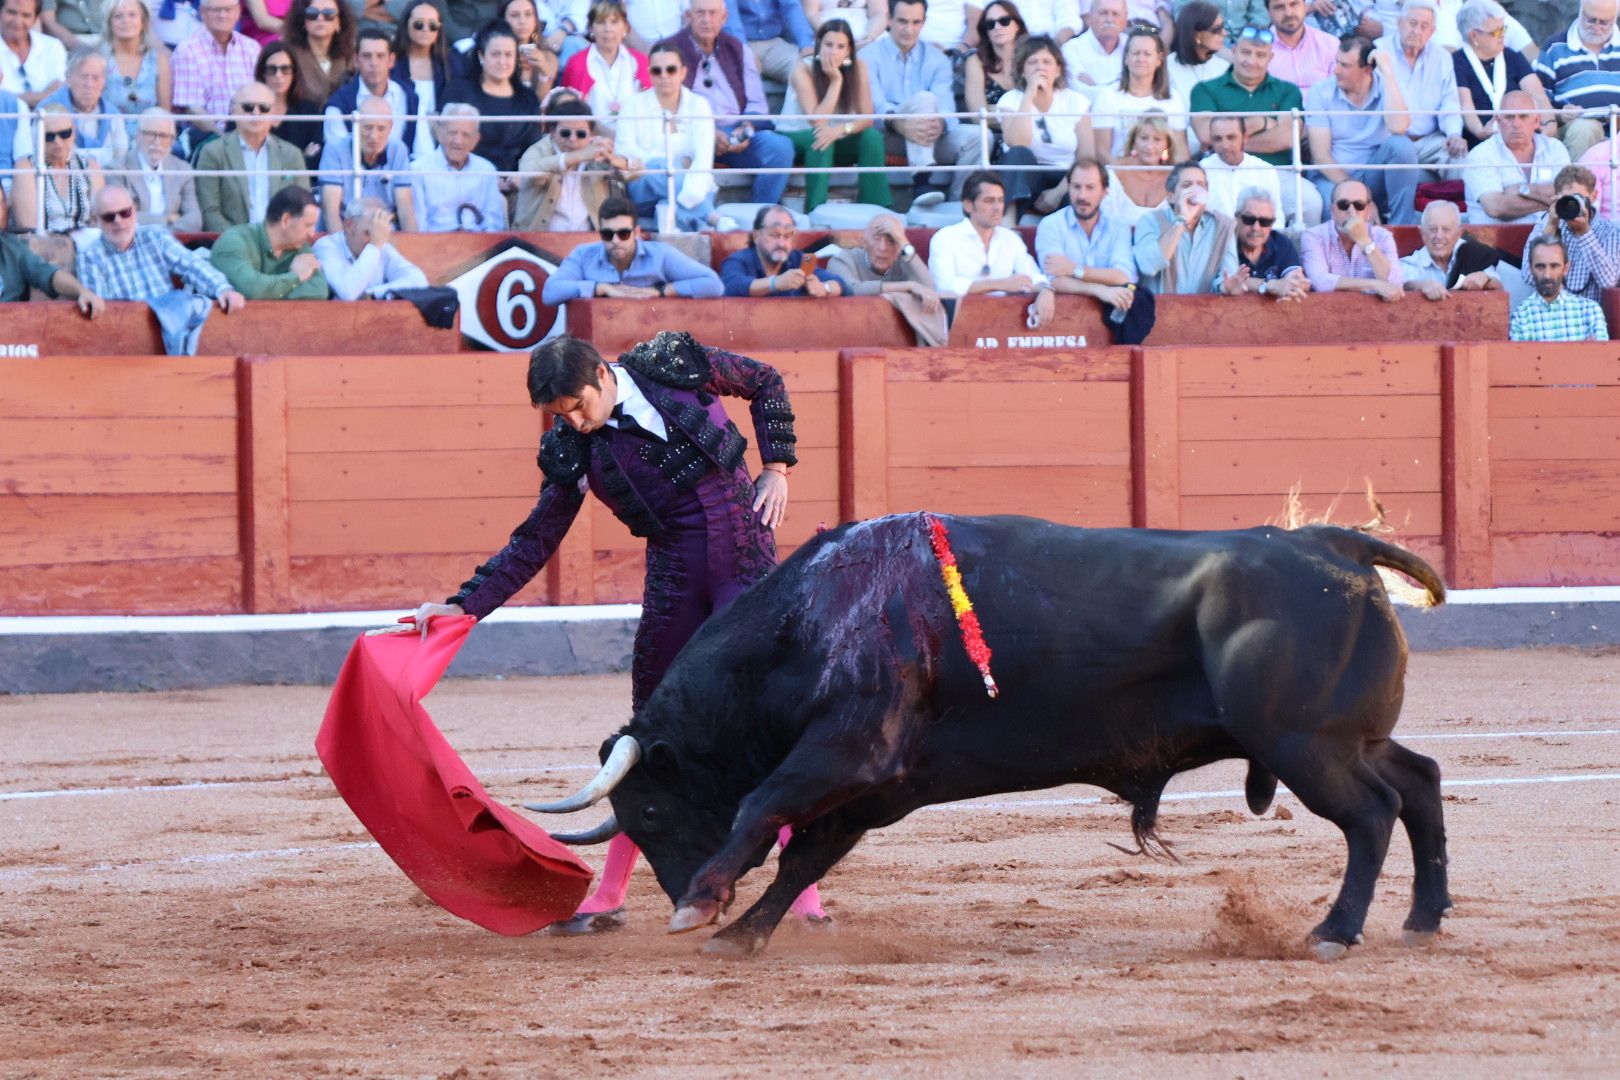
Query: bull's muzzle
523 735 641 814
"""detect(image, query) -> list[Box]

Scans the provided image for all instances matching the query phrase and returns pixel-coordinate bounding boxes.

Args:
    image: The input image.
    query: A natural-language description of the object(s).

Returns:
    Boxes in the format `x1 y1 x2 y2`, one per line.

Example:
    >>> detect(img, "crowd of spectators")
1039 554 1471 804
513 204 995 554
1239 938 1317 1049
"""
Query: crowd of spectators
0 0 1613 342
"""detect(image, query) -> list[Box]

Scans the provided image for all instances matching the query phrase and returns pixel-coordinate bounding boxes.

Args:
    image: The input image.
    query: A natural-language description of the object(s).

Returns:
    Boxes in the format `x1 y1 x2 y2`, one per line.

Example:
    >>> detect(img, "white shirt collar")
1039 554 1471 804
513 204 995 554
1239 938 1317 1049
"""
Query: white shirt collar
606 364 668 441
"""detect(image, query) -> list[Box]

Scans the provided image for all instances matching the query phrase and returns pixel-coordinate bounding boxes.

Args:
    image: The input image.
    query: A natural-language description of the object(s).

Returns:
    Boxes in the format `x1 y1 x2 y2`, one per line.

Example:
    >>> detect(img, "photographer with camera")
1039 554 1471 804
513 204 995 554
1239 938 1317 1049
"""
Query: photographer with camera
1520 164 1620 303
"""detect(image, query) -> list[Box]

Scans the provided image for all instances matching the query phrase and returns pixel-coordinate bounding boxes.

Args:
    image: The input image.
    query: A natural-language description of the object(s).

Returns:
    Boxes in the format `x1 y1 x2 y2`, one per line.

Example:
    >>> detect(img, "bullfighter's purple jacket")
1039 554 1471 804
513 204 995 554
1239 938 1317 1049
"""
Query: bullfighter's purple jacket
450 332 797 707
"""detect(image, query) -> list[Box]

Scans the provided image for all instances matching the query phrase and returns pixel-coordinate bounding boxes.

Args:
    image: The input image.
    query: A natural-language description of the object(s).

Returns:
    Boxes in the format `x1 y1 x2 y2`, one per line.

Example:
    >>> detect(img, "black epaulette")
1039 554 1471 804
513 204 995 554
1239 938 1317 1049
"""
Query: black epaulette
618 330 711 389
538 422 588 484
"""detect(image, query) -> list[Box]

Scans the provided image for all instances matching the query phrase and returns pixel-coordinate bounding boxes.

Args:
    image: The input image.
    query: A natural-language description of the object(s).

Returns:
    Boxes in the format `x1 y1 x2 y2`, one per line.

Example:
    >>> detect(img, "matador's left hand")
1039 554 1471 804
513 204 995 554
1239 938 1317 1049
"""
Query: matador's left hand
753 469 789 529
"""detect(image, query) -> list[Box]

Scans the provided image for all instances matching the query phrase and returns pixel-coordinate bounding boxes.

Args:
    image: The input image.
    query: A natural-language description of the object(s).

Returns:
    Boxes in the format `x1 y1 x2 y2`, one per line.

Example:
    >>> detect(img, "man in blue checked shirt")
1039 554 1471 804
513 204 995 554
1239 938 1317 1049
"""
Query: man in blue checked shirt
1510 235 1610 341
76 186 245 311
540 195 725 305
1034 157 1138 316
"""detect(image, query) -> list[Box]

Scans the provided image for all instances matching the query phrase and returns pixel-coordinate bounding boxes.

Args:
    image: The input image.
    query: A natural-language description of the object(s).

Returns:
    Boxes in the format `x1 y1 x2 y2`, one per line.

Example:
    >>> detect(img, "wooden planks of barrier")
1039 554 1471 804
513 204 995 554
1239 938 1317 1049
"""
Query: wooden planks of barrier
567 297 915 354
1486 342 1620 585
0 355 243 614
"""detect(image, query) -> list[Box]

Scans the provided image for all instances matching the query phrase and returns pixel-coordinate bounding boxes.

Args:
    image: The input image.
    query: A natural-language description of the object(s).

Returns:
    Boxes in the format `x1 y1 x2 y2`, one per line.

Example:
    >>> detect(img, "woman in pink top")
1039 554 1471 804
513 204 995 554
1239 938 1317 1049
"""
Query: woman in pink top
239 0 293 45
558 0 648 131
1578 141 1620 222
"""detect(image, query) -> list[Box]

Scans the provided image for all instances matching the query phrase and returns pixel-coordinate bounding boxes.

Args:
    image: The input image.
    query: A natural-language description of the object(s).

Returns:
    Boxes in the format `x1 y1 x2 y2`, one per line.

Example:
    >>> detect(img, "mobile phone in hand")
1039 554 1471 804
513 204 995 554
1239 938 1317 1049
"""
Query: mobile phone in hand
800 252 819 276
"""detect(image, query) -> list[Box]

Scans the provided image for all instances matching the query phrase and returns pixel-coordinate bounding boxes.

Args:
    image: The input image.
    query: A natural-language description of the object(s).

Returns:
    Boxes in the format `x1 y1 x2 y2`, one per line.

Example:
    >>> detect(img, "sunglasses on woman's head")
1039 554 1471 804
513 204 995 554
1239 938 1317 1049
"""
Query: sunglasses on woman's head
1238 212 1274 227
599 226 635 240
44 129 74 141
305 6 339 19
411 18 439 30
985 14 1015 27
98 206 135 224
1335 198 1368 211
1238 25 1274 43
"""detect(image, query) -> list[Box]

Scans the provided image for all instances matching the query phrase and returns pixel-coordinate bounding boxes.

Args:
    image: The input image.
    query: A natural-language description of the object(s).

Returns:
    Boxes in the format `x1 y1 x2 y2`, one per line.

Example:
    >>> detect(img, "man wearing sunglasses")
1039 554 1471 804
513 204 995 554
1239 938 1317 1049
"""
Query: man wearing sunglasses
1304 35 1422 225
540 194 724 303
171 0 261 137
1299 176 1403 299
514 99 630 230
194 80 308 231
671 0 794 206
1218 187 1308 299
77 185 245 311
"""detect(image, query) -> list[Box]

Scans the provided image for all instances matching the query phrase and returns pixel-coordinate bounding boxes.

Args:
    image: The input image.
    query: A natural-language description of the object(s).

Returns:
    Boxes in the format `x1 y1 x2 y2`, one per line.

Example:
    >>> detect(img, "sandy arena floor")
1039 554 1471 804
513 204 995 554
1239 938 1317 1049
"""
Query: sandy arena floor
2 648 1618 1078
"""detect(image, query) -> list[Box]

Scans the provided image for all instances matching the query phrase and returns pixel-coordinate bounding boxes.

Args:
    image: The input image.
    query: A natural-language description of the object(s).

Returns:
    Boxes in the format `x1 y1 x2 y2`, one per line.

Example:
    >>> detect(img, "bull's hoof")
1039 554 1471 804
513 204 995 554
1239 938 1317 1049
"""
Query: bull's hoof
543 907 626 936
702 930 765 958
1310 939 1350 963
1401 928 1440 948
668 902 720 934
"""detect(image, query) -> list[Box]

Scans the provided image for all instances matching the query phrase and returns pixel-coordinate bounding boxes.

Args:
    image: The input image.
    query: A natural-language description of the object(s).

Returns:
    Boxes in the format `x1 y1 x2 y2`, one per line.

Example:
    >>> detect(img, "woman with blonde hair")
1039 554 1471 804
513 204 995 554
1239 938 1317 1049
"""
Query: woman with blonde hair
779 18 889 211
99 0 171 122
1102 111 1173 229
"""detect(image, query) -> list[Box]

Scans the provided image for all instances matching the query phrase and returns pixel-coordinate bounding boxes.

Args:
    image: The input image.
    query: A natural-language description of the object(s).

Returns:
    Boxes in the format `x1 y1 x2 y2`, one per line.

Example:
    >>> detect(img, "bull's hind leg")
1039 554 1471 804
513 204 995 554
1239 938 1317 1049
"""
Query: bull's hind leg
703 824 866 958
1263 753 1402 959
1367 738 1452 943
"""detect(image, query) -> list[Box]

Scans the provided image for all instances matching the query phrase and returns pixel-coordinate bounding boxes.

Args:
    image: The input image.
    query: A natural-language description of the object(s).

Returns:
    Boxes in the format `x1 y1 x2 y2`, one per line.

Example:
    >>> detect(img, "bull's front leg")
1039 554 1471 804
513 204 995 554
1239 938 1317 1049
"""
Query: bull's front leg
668 752 876 934
703 820 866 958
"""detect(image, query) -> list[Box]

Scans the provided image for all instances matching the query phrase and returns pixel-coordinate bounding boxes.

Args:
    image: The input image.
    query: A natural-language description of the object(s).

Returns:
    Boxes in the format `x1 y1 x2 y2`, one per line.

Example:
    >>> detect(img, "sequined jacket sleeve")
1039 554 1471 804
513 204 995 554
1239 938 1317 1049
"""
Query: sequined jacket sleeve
447 475 586 618
703 346 798 467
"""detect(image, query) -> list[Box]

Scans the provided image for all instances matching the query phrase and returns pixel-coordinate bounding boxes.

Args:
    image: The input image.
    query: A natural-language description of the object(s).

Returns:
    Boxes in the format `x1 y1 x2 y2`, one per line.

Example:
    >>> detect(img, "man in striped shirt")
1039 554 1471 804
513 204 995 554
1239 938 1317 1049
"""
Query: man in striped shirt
76 186 245 310
1536 0 1620 160
1509 235 1610 341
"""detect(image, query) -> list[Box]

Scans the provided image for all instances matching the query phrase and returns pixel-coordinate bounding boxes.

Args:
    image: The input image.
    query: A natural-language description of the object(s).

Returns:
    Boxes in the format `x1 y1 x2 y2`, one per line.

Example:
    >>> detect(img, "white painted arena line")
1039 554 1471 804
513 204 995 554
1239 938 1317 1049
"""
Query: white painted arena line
0 604 642 636
3 770 1620 885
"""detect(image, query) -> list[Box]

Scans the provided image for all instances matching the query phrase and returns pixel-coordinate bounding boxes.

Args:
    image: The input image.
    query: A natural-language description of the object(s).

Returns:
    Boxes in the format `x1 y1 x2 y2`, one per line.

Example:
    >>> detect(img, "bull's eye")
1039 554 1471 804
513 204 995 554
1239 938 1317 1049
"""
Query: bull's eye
639 804 660 831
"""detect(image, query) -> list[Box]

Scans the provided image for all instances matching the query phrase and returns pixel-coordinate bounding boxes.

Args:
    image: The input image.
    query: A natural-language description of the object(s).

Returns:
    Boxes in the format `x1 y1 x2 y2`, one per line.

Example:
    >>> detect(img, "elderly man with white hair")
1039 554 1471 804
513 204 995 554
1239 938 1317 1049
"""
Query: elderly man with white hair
1218 186 1308 300
825 210 947 346
1463 89 1570 225
1398 199 1505 300
109 108 201 231
1535 0 1620 160
36 46 125 165
1373 0 1465 171
312 196 430 301
409 103 507 232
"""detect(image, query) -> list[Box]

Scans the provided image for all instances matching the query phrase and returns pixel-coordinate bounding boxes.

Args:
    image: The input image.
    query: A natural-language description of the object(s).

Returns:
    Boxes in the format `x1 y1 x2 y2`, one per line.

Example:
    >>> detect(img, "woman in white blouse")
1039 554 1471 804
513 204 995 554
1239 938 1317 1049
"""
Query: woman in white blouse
995 34 1095 220
558 0 650 134
619 42 718 231
1092 25 1187 164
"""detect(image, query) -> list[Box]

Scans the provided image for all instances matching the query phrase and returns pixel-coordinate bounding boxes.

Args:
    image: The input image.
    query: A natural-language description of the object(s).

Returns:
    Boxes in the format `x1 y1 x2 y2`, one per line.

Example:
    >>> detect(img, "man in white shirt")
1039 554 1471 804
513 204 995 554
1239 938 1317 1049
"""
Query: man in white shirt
1398 199 1504 299
918 0 974 53
927 168 1055 325
623 0 689 52
312 196 430 300
1200 114 1283 218
1463 89 1570 225
1063 0 1125 100
410 105 508 232
0 0 66 106
322 28 413 150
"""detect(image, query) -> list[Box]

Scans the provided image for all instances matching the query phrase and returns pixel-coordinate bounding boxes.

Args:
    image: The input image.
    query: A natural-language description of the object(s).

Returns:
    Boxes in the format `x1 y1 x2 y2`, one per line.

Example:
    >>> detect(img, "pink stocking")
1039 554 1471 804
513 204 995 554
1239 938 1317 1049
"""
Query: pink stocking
779 825 828 920
576 833 639 914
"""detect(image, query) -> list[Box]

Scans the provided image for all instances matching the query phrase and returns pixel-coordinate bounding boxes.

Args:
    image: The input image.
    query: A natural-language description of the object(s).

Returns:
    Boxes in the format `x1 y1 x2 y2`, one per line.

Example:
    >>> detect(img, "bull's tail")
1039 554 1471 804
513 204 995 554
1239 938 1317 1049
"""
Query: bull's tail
1317 528 1447 608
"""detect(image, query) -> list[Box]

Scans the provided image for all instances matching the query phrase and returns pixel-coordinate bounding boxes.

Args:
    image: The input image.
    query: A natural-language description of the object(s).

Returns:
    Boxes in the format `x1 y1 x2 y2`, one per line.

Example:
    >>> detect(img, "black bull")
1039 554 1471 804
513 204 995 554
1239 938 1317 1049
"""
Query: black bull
534 513 1452 959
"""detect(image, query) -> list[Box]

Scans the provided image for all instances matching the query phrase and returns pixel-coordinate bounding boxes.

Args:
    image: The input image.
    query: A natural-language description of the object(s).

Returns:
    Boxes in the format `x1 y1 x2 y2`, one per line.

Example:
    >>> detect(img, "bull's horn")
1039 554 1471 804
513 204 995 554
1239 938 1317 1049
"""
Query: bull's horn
547 815 621 845
524 736 641 813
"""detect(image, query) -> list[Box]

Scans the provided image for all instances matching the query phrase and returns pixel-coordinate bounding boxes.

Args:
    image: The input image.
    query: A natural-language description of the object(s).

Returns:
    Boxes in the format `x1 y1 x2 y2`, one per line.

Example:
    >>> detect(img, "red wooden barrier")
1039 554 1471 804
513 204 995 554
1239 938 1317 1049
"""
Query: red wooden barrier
567 297 915 353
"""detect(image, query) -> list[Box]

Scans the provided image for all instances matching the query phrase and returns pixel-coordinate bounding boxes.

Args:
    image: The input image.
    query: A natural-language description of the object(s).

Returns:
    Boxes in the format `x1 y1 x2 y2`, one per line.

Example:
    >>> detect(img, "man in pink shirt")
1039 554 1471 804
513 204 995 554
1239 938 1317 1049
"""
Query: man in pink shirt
1266 0 1339 90
1577 139 1620 220
171 0 260 137
1299 177 1404 300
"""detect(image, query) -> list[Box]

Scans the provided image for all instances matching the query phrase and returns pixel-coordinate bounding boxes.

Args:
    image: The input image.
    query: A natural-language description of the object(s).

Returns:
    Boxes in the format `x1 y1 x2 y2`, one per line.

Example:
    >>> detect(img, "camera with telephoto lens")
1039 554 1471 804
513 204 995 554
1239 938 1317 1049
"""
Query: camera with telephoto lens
1555 194 1591 221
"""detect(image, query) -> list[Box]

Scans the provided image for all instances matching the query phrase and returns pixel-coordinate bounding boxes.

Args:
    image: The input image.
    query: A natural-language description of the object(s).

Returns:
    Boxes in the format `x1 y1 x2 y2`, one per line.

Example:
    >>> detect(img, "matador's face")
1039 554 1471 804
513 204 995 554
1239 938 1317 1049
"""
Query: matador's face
541 363 618 434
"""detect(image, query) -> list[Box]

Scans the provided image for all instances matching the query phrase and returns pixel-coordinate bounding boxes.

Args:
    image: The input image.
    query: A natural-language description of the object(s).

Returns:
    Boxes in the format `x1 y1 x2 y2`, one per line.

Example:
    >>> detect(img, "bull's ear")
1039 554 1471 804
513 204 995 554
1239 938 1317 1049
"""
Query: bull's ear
641 740 679 779
596 735 621 764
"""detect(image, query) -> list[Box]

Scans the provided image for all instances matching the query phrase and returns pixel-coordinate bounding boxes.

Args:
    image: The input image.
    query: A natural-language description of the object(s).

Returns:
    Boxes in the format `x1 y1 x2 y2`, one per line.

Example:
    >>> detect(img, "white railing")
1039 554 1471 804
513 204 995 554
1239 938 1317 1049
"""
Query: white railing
8 104 1618 234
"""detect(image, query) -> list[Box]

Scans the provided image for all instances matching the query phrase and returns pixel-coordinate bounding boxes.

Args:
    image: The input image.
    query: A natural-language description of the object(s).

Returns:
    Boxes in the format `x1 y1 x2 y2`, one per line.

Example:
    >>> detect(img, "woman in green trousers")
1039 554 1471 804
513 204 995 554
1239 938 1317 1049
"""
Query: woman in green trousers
782 19 891 211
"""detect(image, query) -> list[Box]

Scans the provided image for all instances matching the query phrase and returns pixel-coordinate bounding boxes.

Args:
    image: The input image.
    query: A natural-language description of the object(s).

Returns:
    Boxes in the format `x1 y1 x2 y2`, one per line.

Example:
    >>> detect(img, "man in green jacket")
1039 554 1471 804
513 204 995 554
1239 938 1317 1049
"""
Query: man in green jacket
209 185 330 300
